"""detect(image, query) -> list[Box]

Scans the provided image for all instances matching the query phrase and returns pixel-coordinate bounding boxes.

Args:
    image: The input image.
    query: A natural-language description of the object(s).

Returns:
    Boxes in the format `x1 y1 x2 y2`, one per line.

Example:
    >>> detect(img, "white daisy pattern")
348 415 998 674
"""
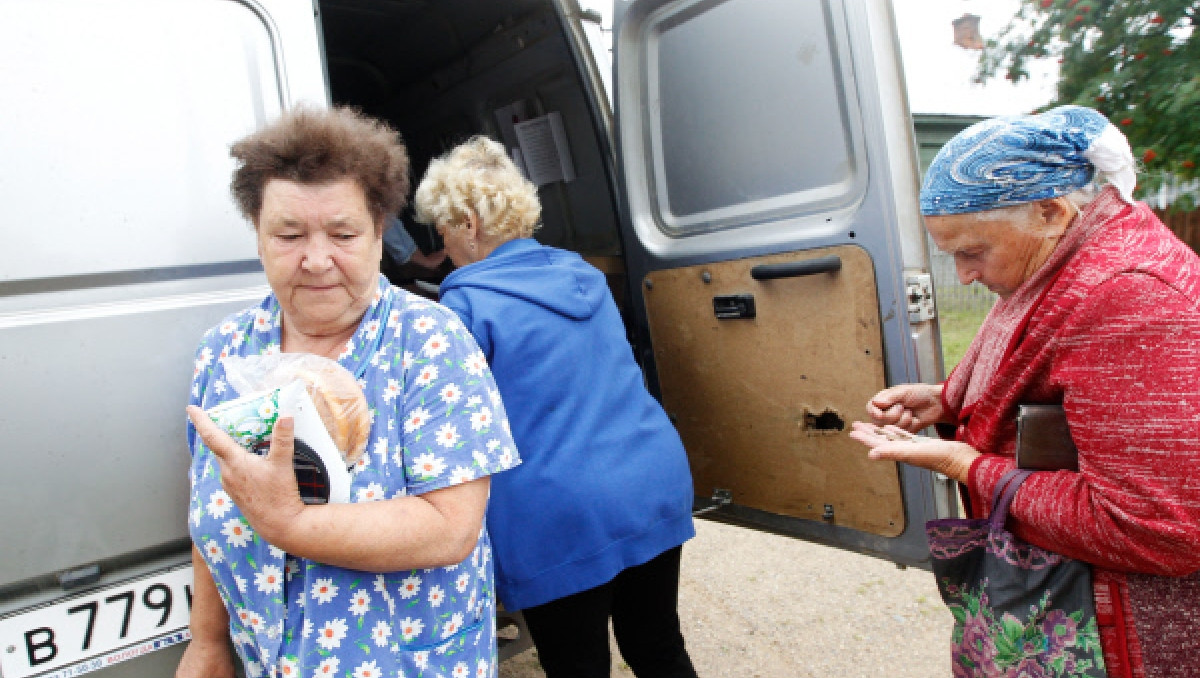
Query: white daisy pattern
204 539 224 564
412 315 436 333
316 618 348 650
411 452 447 479
255 565 283 594
405 407 432 433
398 617 425 642
463 351 488 377
398 575 422 600
313 657 339 677
383 378 402 403
422 333 450 358
414 364 438 387
449 466 475 484
348 589 371 616
356 482 384 502
187 283 519 677
440 383 463 404
469 407 492 432
311 578 339 604
221 518 253 548
370 619 392 647
353 660 382 678
435 423 459 448
427 585 445 608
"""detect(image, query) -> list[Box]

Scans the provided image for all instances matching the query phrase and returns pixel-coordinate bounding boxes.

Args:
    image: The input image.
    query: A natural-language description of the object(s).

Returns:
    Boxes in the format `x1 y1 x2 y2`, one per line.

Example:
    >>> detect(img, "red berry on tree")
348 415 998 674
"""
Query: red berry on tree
1120 118 1133 126
1183 160 1196 170
1134 53 1147 60
1143 149 1157 163
1151 16 1165 24
1040 0 1053 6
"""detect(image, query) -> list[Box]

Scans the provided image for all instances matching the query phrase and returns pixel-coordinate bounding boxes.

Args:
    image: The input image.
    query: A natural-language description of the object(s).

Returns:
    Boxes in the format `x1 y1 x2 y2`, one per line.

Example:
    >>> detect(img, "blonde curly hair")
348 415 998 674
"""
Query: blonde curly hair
413 136 541 241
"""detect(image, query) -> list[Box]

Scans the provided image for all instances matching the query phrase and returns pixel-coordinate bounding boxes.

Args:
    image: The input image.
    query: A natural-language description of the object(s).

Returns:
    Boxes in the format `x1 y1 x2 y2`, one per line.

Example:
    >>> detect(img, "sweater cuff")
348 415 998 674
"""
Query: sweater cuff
967 454 1015 519
933 383 960 440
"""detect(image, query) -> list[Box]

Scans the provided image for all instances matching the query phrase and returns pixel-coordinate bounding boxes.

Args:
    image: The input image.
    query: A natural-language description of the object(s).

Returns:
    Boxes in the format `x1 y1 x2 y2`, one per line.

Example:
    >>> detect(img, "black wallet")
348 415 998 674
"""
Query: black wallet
1015 404 1079 471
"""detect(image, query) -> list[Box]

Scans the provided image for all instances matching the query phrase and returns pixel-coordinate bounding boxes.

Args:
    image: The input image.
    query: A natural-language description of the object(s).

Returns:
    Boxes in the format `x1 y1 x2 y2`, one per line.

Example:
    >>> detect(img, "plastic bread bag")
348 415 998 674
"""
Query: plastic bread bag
221 353 371 465
203 355 371 505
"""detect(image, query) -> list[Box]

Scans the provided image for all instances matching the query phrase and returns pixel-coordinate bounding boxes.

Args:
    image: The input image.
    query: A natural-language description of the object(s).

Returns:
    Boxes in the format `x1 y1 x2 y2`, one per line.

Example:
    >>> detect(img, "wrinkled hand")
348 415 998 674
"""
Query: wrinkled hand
848 421 979 483
865 383 946 433
186 405 305 544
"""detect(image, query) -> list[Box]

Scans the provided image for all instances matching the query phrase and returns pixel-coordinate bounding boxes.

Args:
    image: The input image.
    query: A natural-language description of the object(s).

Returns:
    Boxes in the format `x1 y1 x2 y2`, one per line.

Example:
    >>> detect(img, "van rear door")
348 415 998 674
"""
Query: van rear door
610 0 953 566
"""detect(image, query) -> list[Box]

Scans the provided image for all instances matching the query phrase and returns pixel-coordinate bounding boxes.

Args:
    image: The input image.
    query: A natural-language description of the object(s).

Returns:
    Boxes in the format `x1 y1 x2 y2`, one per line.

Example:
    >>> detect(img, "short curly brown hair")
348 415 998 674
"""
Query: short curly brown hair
230 105 410 230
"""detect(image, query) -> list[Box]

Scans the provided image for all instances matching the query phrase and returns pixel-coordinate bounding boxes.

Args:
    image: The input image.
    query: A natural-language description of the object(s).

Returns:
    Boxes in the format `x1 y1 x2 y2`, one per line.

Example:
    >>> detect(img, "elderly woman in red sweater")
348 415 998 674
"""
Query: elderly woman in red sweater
851 106 1200 677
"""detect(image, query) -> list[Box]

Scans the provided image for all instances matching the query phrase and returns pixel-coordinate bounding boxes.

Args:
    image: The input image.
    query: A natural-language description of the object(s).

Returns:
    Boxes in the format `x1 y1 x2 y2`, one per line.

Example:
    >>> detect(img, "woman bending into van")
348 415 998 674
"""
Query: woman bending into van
851 106 1200 676
178 107 520 678
413 137 699 678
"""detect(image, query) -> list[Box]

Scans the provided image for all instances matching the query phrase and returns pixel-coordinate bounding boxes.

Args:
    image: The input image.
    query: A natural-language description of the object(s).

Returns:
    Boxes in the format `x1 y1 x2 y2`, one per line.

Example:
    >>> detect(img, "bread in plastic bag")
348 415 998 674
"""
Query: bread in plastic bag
204 381 353 504
220 353 370 465
202 354 371 505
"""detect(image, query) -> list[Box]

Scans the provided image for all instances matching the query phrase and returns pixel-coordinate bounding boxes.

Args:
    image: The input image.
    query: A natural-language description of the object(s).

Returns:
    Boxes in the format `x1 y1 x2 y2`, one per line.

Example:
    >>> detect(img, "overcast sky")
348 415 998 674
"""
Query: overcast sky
578 0 1058 117
893 0 1058 115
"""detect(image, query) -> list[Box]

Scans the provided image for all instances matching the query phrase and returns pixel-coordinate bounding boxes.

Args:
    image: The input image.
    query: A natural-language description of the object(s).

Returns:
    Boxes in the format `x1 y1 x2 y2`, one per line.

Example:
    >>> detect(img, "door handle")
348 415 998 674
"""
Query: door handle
750 255 841 280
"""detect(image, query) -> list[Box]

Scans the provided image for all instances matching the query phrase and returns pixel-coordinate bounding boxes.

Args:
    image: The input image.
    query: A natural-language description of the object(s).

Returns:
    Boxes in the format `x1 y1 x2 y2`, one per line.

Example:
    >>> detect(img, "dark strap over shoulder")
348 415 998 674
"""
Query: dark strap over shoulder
989 468 1034 531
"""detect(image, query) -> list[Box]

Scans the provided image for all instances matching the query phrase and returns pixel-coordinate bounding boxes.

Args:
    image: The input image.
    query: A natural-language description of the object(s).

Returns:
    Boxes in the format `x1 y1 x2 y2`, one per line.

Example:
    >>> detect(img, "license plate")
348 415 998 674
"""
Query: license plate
0 567 194 678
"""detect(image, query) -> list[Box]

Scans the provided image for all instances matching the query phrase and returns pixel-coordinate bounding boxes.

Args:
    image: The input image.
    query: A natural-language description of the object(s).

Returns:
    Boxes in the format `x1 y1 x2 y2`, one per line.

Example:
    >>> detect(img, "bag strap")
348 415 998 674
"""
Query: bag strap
989 468 1034 531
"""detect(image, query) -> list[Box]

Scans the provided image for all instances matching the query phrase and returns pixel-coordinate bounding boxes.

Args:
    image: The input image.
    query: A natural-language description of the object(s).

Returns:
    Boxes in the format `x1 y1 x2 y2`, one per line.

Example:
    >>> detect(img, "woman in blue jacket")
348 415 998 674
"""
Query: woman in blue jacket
414 136 698 678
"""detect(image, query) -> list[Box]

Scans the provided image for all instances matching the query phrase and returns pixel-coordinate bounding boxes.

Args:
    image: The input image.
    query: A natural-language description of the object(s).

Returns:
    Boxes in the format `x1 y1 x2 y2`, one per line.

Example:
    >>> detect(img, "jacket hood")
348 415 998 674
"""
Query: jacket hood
439 239 607 321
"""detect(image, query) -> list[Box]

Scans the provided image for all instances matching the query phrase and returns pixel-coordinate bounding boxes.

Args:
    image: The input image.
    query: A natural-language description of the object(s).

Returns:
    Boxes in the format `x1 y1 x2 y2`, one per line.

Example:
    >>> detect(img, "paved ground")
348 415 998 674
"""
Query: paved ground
500 519 951 678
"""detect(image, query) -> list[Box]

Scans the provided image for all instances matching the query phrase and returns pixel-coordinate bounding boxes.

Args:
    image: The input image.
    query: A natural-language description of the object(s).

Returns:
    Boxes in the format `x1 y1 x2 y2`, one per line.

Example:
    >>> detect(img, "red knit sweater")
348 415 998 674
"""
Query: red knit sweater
947 200 1200 678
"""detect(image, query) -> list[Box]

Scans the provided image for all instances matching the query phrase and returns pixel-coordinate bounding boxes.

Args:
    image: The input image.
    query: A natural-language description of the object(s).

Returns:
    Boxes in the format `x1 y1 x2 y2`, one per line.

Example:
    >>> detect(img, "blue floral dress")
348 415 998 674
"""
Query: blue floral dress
187 276 520 678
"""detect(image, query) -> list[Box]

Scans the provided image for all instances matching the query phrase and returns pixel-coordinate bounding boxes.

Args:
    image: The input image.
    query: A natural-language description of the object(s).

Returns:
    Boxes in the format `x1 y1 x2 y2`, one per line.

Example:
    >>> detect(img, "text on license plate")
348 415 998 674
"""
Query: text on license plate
0 567 193 678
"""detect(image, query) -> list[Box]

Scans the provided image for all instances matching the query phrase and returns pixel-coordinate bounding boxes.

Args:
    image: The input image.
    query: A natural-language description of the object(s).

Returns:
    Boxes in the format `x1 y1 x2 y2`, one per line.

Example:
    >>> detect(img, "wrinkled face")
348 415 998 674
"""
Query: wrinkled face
924 204 1065 300
256 178 383 337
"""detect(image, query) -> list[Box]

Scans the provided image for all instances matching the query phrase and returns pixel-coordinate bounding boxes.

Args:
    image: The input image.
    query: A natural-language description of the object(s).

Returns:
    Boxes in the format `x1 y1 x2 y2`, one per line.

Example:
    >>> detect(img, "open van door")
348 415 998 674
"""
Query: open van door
610 0 956 566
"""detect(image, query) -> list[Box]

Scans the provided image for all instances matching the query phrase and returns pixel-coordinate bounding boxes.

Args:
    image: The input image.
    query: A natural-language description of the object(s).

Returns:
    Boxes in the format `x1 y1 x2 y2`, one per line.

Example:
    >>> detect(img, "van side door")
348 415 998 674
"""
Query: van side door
611 0 953 566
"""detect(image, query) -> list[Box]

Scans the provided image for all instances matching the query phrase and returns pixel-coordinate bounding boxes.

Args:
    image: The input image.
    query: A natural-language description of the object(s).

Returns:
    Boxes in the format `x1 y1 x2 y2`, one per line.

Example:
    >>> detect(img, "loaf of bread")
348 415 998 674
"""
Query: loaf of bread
290 362 371 465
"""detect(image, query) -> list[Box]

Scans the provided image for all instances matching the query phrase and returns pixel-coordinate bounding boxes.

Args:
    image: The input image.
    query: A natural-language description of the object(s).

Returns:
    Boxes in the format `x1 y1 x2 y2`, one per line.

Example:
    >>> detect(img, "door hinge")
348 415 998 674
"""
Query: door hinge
906 273 936 322
693 488 732 516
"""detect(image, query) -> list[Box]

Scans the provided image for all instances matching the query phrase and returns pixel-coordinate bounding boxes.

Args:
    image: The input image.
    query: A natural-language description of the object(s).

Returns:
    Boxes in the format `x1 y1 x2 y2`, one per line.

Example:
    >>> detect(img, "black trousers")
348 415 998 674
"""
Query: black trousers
519 546 698 678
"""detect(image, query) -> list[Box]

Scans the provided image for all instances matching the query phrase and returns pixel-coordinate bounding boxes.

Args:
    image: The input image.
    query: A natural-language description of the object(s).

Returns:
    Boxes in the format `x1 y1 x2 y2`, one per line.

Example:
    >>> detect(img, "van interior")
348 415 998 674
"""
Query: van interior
317 0 625 307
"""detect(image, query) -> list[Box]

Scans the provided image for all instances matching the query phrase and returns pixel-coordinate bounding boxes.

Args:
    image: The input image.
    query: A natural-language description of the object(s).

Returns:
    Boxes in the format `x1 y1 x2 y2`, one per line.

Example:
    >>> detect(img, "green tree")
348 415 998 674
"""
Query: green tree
978 0 1199 205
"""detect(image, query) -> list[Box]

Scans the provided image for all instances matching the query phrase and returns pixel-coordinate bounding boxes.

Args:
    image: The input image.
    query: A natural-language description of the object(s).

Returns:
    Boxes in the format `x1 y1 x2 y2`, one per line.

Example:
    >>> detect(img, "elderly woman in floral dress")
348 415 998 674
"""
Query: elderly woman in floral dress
177 107 519 678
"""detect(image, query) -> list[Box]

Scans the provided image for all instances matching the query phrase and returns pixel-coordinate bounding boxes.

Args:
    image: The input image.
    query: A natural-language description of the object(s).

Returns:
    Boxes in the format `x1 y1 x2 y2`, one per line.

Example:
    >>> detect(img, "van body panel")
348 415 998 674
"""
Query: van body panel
612 0 946 564
0 0 331 595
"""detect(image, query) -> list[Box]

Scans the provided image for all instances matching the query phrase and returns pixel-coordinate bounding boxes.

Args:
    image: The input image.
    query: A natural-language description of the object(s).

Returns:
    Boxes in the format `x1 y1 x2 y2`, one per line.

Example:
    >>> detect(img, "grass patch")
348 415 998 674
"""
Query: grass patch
939 307 989 373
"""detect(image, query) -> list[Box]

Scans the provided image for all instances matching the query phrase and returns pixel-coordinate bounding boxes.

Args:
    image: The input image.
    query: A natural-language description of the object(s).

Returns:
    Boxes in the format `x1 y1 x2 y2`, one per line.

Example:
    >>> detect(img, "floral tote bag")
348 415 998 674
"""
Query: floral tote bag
926 469 1106 677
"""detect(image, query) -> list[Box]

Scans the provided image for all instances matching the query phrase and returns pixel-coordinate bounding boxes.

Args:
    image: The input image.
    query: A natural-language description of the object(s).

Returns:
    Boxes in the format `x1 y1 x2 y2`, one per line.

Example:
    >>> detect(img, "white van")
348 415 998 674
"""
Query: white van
0 1 952 676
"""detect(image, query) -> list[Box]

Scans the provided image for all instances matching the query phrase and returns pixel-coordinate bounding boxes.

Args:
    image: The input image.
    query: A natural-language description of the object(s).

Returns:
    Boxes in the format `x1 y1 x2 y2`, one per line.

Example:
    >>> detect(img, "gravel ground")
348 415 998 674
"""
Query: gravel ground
500 519 952 678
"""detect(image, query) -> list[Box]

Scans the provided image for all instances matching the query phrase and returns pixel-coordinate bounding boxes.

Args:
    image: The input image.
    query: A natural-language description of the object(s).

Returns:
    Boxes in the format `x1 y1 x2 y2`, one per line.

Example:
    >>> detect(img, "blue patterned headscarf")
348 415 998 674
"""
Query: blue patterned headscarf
920 105 1135 216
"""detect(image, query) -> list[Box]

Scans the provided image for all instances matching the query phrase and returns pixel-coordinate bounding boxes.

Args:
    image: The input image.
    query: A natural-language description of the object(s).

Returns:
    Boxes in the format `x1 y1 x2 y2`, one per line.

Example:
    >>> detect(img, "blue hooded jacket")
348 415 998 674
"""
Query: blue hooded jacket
439 238 696 610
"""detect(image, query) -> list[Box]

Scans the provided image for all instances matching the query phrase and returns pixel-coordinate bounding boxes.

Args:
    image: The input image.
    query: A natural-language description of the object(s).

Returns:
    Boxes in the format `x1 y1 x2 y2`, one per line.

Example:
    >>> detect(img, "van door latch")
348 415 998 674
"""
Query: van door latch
713 295 755 320
905 274 936 322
